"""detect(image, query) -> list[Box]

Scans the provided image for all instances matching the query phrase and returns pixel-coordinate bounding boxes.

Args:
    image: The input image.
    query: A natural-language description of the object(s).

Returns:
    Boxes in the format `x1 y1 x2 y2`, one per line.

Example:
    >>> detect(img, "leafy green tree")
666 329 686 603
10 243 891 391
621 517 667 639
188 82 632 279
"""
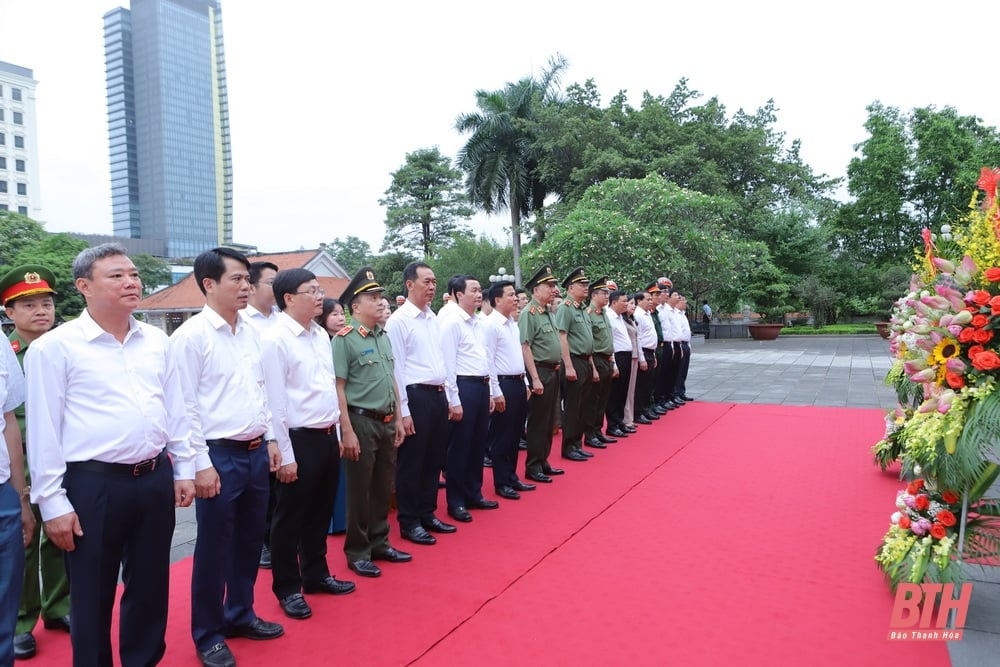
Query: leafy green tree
456 55 567 286
131 253 172 295
0 210 47 267
428 235 513 310
14 233 90 320
379 148 473 259
325 236 373 275
371 251 417 313
527 175 769 310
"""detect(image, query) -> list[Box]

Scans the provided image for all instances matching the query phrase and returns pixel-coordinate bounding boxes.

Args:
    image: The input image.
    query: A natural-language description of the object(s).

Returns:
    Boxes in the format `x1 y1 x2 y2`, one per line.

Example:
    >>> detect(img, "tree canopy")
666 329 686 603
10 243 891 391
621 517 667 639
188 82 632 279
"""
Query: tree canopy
13 233 90 321
324 235 374 276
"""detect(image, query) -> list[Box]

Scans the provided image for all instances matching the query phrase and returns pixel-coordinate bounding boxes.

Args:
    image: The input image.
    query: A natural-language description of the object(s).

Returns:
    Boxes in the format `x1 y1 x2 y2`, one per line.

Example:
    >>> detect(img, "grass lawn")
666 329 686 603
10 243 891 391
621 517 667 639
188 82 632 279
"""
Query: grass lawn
781 323 878 335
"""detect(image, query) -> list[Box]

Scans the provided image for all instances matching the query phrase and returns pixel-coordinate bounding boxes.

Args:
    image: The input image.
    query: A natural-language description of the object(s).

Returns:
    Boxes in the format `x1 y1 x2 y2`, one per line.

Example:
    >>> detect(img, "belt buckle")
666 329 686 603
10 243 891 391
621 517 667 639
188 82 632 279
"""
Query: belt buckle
133 457 156 477
248 437 263 450
382 414 393 424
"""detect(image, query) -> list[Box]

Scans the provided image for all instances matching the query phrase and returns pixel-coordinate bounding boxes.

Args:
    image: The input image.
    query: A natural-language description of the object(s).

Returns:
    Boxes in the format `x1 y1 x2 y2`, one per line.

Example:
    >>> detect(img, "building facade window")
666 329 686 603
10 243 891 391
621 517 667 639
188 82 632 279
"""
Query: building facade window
0 109 4 121
12 88 22 102
0 180 6 193
0 204 7 211
16 183 26 195
13 111 23 125
15 160 25 172
0 157 5 169
0 133 4 146
18 206 27 215
14 136 23 149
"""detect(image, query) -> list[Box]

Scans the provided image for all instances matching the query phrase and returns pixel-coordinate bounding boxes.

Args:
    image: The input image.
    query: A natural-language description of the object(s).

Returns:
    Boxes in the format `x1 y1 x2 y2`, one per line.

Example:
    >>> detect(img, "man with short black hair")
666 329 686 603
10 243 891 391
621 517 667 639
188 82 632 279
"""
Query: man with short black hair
26 243 196 666
172 248 285 666
243 262 279 332
260 269 355 622
385 262 456 546
439 275 497 523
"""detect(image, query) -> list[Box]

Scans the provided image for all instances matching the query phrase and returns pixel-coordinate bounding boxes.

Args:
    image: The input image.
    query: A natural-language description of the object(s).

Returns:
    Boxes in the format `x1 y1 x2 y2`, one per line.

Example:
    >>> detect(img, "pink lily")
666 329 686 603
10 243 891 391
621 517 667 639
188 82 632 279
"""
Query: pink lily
909 368 938 383
952 310 973 325
933 257 955 274
956 256 978 283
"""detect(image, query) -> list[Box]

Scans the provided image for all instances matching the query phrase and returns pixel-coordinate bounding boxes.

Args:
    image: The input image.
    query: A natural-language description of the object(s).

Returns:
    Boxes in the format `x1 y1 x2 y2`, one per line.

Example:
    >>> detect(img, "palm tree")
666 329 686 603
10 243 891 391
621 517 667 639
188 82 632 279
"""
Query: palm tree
455 55 567 287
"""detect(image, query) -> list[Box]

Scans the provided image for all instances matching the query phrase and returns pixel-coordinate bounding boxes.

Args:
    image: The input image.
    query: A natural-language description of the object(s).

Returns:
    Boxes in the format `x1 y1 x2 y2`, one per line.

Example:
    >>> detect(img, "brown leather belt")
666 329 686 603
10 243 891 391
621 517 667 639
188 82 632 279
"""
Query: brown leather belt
206 436 263 450
347 406 393 423
67 451 167 477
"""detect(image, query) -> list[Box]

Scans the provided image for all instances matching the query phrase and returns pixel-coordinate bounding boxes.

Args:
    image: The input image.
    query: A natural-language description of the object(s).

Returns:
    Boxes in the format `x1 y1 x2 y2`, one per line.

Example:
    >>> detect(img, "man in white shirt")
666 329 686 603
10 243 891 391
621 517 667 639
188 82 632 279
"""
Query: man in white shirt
171 248 284 667
385 262 456 546
260 269 355 623
1 335 32 667
632 291 659 425
482 281 535 500
605 289 633 438
673 295 695 402
241 261 279 333
25 243 196 666
439 276 498 523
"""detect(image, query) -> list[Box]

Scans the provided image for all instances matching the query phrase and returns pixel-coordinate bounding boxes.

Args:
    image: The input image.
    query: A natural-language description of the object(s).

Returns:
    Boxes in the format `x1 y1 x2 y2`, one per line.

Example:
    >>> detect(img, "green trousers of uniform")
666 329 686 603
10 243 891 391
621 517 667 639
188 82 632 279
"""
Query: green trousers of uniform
585 355 614 437
17 467 70 634
343 413 398 563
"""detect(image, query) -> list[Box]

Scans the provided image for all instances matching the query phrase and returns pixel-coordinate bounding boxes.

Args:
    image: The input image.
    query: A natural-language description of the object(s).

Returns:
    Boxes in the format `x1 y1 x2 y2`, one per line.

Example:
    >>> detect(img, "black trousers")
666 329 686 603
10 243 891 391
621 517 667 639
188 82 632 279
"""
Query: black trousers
675 342 691 396
525 365 559 475
606 351 633 430
396 386 449 531
634 348 656 416
270 429 339 599
64 455 175 667
486 376 528 488
191 443 269 651
446 378 491 508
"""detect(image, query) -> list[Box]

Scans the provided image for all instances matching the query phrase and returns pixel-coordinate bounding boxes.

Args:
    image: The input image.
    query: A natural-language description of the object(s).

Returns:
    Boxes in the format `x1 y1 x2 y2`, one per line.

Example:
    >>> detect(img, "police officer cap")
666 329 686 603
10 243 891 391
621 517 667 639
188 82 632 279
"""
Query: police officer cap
645 280 661 294
0 264 58 306
339 266 385 308
525 265 558 292
657 277 673 291
562 266 590 289
588 276 610 294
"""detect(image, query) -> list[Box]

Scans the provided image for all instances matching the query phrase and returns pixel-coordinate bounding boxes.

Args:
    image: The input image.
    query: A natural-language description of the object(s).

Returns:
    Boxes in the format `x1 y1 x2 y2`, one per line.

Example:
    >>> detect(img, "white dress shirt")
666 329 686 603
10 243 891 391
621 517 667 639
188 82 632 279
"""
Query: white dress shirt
657 304 679 342
634 306 657 350
385 300 447 418
607 308 631 354
438 304 491 407
259 311 340 465
240 304 278 335
677 310 692 342
25 309 195 521
0 340 25 484
481 310 526 399
170 305 273 472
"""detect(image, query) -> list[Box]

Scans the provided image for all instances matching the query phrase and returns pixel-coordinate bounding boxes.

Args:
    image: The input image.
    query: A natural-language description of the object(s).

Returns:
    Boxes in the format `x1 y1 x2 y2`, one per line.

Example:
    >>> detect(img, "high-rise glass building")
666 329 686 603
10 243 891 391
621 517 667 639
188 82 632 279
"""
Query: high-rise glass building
104 0 232 259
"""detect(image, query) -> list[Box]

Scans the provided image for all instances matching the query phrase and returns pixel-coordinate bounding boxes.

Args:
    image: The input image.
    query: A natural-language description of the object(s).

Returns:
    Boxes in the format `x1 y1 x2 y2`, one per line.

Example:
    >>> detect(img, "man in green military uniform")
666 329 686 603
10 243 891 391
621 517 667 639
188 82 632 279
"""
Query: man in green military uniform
334 267 411 580
584 277 618 448
556 267 595 462
518 266 564 484
1 265 70 660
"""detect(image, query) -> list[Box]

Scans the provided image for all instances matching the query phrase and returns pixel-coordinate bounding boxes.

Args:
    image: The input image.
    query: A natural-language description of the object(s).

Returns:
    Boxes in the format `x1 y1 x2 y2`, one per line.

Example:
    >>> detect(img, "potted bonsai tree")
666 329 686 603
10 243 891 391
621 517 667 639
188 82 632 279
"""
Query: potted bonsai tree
744 265 794 341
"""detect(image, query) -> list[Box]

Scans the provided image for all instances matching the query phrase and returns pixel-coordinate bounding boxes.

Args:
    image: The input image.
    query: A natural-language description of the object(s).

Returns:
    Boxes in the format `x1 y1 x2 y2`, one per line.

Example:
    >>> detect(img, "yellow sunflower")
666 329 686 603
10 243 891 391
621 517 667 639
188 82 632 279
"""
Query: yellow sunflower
932 338 960 365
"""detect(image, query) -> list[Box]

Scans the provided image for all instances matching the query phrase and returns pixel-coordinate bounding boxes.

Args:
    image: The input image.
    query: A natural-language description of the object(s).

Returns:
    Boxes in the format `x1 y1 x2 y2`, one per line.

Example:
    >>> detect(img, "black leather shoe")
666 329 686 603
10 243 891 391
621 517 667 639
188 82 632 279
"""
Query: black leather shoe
199 642 236 667
259 544 272 569
279 593 312 620
468 498 499 510
512 480 536 491
584 437 607 449
623 424 637 433
526 471 552 483
495 485 521 500
303 575 356 595
576 448 594 458
373 547 412 563
562 450 589 461
42 615 71 633
644 411 660 420
349 559 382 577
652 405 669 415
421 516 458 533
635 415 653 425
448 506 473 522
597 433 617 443
544 467 565 475
518 439 528 450
679 395 694 402
483 456 492 467
225 617 284 640
607 427 628 438
401 526 437 545
13 632 36 659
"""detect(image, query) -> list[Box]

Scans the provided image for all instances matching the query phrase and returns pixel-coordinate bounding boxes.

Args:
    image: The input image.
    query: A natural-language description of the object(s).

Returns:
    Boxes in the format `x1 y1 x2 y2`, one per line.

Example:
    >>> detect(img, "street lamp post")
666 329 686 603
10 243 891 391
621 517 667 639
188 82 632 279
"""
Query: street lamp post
488 267 508 285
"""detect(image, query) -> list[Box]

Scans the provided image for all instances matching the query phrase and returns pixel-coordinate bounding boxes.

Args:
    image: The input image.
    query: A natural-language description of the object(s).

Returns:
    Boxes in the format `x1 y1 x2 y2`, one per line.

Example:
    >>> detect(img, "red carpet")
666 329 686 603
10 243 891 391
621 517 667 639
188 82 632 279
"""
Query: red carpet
30 404 949 666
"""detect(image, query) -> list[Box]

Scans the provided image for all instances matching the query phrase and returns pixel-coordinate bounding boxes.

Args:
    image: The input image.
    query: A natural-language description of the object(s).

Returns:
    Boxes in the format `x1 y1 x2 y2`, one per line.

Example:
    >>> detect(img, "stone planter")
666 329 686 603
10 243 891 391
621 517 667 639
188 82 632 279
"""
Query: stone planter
747 323 784 341
875 322 891 340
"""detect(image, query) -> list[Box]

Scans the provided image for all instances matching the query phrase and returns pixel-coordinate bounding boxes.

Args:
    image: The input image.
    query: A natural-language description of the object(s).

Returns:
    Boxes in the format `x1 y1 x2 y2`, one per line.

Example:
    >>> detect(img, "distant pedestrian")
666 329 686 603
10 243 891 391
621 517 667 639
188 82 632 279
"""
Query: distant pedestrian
702 300 712 339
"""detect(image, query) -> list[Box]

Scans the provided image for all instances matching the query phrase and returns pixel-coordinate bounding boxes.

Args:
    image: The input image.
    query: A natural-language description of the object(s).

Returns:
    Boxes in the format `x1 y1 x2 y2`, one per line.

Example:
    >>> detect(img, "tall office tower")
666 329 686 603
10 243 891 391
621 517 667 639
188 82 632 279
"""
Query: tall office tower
0 61 42 219
104 0 233 259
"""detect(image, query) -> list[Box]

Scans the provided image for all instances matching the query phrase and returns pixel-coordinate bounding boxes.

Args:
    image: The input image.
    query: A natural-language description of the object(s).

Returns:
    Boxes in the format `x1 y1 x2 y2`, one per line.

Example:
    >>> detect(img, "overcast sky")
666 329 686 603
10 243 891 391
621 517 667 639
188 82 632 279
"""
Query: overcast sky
1 0 996 255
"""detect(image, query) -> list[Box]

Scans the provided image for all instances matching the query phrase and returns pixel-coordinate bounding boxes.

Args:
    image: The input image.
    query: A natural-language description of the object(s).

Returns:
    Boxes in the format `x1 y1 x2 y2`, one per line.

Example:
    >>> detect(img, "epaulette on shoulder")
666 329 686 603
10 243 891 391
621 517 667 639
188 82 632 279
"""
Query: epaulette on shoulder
336 326 354 337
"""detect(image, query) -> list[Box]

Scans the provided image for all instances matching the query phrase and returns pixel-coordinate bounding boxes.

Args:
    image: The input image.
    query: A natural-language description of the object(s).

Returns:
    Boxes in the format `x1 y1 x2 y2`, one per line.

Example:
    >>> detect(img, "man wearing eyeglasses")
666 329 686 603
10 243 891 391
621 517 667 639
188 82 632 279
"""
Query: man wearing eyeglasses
259 269 355 623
